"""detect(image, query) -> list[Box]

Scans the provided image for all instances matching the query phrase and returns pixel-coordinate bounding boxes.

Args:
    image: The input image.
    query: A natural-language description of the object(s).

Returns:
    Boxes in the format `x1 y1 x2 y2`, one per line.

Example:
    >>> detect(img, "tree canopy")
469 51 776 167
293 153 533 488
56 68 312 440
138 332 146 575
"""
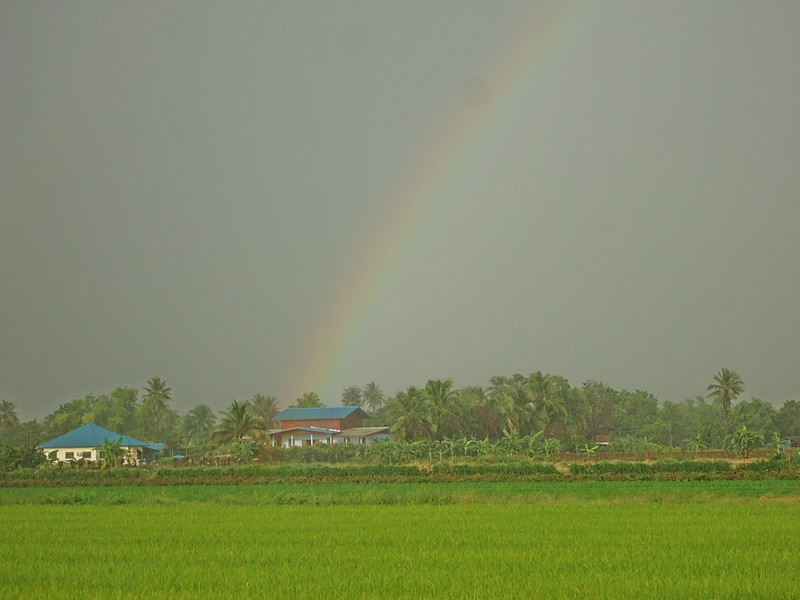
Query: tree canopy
4 367 796 466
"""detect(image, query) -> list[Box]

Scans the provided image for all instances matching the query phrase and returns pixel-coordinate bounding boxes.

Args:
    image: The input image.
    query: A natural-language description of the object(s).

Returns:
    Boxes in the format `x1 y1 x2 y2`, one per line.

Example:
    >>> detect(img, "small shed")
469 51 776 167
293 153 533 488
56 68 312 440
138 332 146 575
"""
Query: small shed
332 427 391 445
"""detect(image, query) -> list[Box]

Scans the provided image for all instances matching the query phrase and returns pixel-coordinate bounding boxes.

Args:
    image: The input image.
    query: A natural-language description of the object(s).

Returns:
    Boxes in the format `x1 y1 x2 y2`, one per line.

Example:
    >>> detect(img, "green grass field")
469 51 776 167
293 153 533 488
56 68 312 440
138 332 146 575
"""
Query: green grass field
2 481 798 599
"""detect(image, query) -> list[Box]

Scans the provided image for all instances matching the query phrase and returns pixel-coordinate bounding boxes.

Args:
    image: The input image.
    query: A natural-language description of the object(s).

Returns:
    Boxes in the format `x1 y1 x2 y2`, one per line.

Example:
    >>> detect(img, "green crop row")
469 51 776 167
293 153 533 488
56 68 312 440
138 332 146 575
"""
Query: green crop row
567 459 733 476
2 458 798 487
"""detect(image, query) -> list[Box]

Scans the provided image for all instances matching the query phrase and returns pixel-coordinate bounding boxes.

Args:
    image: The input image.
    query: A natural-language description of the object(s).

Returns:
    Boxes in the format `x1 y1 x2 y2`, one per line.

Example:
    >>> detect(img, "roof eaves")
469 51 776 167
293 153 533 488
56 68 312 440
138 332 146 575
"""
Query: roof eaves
268 426 340 435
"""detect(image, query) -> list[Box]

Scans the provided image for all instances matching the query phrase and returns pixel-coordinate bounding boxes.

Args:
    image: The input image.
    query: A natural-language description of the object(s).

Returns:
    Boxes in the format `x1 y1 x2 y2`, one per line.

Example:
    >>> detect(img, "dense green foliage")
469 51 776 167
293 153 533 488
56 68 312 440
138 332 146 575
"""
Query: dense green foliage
2 369 799 472
2 486 798 598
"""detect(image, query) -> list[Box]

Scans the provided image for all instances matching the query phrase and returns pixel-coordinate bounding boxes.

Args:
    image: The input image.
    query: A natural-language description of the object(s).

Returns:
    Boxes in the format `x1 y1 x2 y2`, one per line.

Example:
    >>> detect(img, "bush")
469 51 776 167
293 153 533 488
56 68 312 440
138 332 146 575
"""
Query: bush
567 460 734 478
0 445 47 471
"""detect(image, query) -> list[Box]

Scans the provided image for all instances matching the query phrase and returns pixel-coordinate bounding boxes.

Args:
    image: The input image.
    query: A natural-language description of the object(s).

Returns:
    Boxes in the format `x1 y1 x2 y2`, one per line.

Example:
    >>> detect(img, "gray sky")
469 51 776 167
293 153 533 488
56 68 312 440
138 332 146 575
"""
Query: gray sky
2 1 799 421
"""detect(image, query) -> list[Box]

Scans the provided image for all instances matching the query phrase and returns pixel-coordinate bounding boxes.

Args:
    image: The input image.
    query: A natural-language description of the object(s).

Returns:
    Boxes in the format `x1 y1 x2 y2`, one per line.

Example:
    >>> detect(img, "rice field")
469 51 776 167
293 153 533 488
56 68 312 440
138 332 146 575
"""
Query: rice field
2 481 798 599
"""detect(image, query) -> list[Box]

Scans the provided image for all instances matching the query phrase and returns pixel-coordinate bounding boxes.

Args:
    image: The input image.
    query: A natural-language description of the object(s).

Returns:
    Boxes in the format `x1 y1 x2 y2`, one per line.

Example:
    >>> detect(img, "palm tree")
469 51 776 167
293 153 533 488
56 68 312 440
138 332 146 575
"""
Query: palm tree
466 386 509 441
583 380 614 441
250 394 279 432
293 392 324 408
555 376 586 438
0 400 19 430
182 404 216 444
424 379 462 439
341 386 364 407
362 382 385 414
707 368 744 436
494 374 530 434
525 372 568 434
213 400 263 444
391 387 434 441
486 376 519 436
142 377 172 441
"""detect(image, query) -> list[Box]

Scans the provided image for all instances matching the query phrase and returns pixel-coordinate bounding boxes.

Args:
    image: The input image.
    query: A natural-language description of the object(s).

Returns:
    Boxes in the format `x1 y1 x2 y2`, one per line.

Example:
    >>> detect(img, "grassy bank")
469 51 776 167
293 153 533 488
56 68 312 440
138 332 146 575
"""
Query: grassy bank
1 479 799 506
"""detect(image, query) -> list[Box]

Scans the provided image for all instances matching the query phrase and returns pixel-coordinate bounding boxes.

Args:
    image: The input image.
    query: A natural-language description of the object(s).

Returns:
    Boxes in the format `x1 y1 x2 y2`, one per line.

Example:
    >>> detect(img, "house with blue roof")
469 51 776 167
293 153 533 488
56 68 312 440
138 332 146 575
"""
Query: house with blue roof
37 423 164 465
268 406 390 447
274 406 367 430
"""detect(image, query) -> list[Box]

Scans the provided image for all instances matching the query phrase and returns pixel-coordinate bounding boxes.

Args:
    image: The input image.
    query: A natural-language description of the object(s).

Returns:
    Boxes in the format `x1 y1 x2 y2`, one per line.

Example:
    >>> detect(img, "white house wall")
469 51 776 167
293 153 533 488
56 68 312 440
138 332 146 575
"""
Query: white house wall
277 435 332 448
43 446 141 463
46 447 97 462
332 434 392 446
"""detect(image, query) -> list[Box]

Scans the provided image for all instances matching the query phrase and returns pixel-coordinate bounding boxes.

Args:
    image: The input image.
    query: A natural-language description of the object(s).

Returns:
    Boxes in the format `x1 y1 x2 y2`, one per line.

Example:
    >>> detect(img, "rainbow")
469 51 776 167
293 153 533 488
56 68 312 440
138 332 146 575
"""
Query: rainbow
282 2 600 402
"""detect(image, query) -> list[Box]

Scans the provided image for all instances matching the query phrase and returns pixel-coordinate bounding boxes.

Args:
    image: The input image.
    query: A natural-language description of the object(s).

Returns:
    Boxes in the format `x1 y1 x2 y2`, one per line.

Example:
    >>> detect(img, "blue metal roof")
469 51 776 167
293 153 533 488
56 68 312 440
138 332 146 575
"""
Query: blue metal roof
37 423 160 450
275 406 364 421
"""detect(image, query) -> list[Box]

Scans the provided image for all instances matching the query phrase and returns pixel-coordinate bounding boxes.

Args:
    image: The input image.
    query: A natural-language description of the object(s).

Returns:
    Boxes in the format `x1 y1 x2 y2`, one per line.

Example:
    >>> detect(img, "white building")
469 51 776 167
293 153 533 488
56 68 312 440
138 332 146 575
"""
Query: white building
37 422 164 464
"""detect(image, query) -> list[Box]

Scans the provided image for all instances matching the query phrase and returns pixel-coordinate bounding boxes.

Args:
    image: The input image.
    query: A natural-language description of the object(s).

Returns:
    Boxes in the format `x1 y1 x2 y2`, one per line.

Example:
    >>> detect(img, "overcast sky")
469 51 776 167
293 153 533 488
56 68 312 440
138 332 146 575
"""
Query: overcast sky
2 1 799 421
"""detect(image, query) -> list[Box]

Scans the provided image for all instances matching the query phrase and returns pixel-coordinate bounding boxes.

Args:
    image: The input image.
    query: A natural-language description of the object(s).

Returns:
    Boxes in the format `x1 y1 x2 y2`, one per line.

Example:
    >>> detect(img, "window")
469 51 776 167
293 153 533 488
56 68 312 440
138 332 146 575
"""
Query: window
82 451 92 459
65 452 74 459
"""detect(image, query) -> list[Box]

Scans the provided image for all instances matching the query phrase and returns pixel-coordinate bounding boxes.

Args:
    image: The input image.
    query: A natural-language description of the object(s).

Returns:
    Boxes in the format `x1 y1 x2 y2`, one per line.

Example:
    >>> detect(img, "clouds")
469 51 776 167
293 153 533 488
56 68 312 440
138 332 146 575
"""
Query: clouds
2 1 798 420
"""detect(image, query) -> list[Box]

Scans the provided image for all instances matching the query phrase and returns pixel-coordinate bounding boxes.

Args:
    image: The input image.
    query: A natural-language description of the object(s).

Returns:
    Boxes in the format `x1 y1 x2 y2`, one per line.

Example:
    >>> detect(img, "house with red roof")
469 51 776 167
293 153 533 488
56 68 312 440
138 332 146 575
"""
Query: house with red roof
268 406 390 448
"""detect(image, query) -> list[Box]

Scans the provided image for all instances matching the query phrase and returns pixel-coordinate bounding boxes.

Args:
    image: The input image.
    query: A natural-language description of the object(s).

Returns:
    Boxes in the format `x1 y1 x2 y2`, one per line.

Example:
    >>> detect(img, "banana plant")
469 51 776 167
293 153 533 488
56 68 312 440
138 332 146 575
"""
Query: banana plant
452 437 469 457
525 431 544 458
98 438 125 469
770 431 788 454
732 425 762 459
542 437 562 458
687 435 708 453
582 443 599 460
498 429 523 457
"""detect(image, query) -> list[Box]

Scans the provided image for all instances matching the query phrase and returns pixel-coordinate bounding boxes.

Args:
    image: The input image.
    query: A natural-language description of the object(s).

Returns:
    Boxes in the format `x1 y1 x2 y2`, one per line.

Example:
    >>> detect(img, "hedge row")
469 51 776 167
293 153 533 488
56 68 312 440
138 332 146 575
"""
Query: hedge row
1 459 797 487
567 460 733 476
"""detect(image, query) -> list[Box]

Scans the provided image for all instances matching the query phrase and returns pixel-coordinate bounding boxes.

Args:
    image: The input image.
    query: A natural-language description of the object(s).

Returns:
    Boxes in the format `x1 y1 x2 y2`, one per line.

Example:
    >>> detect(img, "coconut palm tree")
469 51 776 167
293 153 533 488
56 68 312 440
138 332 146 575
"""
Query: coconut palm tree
707 368 744 436
525 372 568 434
391 387 434 441
142 377 172 441
213 400 263 444
555 376 586 437
424 379 462 439
493 374 531 434
182 404 216 444
293 392 323 408
250 394 279 433
362 382 385 414
467 386 509 441
341 386 364 407
583 380 614 441
486 376 519 437
0 400 19 430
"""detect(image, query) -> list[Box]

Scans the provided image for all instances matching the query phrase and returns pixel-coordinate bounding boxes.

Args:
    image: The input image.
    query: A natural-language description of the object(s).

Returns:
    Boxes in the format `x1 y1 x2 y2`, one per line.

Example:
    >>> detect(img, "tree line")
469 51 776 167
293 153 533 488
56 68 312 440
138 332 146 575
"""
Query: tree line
1 369 799 464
